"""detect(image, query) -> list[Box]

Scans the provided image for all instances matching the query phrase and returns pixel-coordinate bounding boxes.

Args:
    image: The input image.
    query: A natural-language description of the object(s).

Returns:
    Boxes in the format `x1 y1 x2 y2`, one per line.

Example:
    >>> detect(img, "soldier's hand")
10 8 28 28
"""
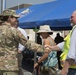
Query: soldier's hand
44 45 51 49
44 45 52 53
18 50 22 53
45 45 53 50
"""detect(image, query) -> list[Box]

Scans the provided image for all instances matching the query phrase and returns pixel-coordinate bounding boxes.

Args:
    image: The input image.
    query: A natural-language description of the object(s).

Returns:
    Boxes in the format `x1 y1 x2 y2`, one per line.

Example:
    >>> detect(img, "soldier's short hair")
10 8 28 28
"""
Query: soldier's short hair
0 9 19 18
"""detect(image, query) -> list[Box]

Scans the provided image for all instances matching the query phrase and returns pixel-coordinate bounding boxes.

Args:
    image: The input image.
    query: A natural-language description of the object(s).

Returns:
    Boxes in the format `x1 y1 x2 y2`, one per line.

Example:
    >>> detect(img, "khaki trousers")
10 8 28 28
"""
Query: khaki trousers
40 65 59 75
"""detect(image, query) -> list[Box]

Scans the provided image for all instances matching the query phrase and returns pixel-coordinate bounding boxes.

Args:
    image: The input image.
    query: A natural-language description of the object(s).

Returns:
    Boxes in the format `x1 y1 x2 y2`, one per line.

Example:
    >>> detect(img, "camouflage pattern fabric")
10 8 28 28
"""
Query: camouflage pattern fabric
0 70 19 75
25 40 44 52
0 23 44 71
0 9 19 18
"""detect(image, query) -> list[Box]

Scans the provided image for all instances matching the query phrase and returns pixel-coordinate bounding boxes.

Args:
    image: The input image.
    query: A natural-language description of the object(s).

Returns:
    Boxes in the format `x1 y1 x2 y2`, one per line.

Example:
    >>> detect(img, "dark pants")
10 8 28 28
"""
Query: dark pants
57 51 62 70
17 50 34 75
22 58 34 75
67 68 76 75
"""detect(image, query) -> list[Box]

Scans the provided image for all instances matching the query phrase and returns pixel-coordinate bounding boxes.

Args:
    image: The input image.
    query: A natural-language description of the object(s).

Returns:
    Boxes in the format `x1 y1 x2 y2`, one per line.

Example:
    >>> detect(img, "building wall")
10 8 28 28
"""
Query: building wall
25 29 35 42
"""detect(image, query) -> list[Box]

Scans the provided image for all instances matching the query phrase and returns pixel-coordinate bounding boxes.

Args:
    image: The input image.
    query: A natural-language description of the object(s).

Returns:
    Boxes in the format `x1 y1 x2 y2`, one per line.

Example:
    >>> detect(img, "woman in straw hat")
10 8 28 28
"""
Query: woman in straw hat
34 25 59 75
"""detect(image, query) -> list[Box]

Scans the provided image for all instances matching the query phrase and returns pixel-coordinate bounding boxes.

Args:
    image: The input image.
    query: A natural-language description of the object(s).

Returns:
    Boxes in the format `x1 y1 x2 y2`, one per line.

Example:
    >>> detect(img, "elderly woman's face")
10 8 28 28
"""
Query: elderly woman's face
40 32 48 38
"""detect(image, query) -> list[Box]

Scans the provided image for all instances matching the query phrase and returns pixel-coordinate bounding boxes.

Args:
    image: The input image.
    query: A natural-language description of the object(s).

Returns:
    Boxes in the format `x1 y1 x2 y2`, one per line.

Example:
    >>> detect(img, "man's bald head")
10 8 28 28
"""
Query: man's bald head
70 10 76 26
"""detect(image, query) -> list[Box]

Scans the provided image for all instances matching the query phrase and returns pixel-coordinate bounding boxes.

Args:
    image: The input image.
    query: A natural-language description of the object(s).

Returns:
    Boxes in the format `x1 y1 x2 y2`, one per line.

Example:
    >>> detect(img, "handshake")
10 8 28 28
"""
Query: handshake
44 45 53 53
44 45 60 52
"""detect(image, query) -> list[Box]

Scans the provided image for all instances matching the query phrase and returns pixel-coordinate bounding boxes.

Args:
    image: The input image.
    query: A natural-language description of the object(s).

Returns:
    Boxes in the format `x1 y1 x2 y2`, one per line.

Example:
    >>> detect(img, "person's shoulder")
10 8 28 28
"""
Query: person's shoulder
72 27 76 34
73 27 76 31
44 37 51 45
44 39 49 42
11 27 17 31
10 27 21 35
18 27 23 30
18 27 22 29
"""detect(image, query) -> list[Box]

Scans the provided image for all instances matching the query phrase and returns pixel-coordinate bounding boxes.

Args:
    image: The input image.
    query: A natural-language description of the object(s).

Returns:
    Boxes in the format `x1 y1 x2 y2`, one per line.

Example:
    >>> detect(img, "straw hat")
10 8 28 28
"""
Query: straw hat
37 25 53 34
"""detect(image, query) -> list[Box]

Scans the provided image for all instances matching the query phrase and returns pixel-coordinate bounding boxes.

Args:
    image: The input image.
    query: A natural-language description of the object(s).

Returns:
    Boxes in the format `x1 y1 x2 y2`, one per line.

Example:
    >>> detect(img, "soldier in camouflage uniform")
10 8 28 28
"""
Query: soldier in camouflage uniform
0 9 44 75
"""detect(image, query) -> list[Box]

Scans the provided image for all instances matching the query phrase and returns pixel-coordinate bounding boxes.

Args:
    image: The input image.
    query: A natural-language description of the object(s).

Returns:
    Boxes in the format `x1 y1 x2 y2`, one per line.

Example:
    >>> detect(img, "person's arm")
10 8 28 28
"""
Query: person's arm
36 39 64 64
44 42 64 52
60 59 74 75
12 28 44 52
34 39 51 69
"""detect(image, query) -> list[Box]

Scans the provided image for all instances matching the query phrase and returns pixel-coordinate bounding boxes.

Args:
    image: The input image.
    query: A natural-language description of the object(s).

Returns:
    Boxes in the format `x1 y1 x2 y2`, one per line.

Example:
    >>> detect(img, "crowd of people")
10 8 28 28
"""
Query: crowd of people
0 8 76 75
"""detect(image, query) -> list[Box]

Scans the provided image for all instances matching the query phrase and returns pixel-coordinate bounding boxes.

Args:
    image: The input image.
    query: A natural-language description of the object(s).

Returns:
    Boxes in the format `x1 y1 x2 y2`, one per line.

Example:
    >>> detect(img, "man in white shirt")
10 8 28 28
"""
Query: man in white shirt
15 20 34 75
14 20 28 75
45 10 76 75
14 20 27 53
18 27 28 53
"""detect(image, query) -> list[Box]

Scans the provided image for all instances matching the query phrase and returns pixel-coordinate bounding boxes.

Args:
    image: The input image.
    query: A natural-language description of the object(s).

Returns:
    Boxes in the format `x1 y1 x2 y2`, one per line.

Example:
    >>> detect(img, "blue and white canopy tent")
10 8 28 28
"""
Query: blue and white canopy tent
16 0 76 30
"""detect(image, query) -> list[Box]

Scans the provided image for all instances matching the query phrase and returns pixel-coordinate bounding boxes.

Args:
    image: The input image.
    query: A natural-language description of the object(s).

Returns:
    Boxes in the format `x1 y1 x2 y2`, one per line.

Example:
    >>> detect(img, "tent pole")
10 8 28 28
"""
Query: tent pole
34 32 37 75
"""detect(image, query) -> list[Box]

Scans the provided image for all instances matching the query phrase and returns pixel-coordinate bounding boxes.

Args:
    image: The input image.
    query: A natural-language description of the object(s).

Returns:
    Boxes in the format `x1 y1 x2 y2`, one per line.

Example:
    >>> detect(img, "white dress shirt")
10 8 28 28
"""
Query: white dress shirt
18 27 27 51
56 27 76 62
57 42 64 51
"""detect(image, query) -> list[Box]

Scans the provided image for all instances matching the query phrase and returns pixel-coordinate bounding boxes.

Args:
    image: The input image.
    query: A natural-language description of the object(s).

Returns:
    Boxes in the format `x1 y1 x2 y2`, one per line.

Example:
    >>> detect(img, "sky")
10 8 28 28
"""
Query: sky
6 0 55 8
0 0 55 13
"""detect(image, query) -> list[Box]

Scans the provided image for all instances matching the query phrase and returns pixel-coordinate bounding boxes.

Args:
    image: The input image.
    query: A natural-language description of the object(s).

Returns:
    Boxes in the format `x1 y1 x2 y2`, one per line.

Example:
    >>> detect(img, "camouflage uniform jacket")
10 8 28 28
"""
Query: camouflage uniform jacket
0 23 43 71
